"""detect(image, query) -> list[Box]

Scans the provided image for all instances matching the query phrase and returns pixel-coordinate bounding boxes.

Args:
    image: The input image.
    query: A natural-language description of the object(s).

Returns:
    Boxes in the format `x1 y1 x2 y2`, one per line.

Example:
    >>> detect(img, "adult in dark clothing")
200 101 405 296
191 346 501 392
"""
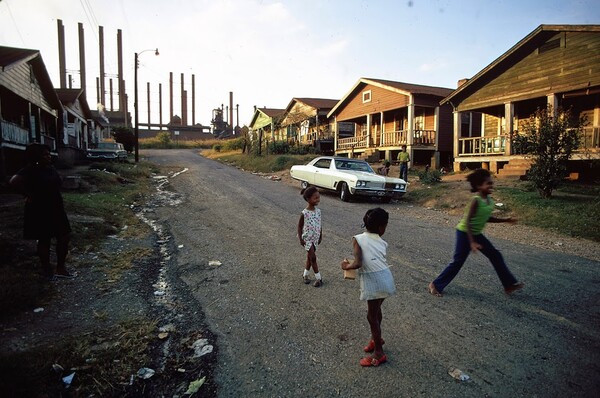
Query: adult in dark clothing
10 143 74 280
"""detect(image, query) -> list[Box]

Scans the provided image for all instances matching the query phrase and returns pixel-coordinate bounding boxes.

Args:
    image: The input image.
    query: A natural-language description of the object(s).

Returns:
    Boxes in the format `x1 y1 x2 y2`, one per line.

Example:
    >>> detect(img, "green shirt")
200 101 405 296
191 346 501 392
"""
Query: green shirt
397 151 410 163
456 195 494 235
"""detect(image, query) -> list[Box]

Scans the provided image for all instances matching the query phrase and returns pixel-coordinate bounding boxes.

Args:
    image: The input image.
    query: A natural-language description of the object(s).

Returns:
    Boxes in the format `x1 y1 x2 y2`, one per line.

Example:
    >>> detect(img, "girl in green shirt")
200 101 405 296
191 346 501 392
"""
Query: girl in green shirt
428 169 524 297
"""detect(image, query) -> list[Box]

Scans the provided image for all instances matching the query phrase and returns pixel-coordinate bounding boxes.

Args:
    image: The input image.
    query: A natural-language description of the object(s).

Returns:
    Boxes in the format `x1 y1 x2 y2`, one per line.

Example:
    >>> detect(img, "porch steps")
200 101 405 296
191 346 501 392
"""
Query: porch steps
357 149 380 163
497 158 533 178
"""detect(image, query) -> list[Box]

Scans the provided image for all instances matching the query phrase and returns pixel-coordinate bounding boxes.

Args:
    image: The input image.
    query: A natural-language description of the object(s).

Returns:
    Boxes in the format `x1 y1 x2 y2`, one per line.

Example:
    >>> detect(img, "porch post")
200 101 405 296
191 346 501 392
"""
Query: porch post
407 95 414 145
333 116 337 152
434 106 440 149
547 93 558 116
366 114 371 148
380 111 384 147
504 102 514 155
453 110 461 172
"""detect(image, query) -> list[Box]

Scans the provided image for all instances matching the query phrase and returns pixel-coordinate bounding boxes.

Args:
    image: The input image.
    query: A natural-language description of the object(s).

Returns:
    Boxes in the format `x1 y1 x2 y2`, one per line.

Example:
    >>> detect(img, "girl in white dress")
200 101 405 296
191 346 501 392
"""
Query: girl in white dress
297 186 323 287
341 208 395 367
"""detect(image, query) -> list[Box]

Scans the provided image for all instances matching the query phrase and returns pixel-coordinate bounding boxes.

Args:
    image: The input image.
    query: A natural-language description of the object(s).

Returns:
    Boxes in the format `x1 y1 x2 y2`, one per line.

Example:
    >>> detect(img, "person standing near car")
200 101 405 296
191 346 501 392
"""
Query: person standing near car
397 145 410 182
10 143 75 280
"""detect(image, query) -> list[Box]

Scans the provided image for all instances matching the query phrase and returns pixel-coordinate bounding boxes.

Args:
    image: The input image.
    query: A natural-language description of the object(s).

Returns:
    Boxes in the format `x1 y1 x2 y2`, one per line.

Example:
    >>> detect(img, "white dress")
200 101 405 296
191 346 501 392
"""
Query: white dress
354 232 396 301
301 208 321 251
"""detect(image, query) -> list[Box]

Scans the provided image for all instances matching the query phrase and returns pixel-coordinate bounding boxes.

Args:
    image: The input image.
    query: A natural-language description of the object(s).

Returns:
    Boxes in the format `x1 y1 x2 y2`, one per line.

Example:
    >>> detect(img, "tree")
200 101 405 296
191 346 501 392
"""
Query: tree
112 126 135 152
513 106 583 198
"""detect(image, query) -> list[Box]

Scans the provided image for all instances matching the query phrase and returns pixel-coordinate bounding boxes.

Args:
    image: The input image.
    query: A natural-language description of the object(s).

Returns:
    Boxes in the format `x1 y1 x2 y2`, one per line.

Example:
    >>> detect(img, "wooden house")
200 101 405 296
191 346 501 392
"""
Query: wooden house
441 24 600 177
249 107 285 141
56 88 94 164
0 46 61 178
327 78 454 168
278 98 339 154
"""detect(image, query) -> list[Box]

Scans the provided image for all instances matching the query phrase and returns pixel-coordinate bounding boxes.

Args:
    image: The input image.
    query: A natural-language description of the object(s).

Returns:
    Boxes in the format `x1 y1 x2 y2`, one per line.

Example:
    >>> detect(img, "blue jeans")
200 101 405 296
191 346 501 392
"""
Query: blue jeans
399 163 408 181
432 230 517 292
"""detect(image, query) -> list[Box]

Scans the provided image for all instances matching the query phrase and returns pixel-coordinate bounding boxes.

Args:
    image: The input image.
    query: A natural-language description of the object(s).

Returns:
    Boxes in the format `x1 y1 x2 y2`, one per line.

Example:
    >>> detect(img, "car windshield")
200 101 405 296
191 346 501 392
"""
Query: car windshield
334 160 374 173
97 143 119 149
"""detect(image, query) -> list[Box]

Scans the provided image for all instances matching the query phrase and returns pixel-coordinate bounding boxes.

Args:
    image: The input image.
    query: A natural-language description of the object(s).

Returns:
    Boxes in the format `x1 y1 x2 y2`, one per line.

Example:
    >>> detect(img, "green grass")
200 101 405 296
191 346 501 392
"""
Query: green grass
215 152 315 173
496 184 600 241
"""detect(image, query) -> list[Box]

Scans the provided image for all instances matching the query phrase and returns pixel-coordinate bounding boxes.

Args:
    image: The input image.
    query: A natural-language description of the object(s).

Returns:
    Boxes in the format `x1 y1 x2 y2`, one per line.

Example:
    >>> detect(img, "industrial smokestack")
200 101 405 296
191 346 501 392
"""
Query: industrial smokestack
181 73 186 125
117 29 126 126
78 23 86 95
99 26 105 106
192 74 195 126
229 91 233 129
169 72 174 123
147 82 151 127
57 19 66 89
159 83 163 129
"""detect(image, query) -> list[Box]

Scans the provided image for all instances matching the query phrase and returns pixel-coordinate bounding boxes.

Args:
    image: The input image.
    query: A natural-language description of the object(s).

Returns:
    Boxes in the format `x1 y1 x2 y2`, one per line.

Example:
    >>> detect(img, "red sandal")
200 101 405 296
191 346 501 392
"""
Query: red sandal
360 355 387 367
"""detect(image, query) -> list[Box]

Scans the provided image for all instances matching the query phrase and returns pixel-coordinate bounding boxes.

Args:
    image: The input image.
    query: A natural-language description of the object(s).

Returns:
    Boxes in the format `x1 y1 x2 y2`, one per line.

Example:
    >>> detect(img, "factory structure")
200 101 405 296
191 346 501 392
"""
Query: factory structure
55 19 238 140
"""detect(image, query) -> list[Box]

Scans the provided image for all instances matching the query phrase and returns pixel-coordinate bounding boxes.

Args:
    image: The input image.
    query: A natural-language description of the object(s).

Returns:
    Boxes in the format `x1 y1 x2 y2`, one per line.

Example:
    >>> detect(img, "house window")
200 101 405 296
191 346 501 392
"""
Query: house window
362 90 372 103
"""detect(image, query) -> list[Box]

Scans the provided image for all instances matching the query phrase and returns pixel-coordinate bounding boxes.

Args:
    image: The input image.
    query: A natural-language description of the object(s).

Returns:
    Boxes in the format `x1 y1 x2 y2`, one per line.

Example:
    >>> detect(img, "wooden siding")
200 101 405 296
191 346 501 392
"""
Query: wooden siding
251 112 272 130
438 104 453 152
0 63 55 114
337 83 409 121
458 31 600 111
281 102 316 126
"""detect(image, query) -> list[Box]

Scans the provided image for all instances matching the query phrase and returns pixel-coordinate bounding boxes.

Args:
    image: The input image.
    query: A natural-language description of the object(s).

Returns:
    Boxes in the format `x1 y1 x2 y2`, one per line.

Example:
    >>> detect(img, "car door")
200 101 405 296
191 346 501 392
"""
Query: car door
313 158 334 189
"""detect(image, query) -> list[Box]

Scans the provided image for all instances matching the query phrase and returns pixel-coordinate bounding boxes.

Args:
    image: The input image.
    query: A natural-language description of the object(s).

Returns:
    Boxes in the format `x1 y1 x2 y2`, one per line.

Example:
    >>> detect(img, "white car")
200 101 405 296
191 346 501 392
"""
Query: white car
290 156 408 202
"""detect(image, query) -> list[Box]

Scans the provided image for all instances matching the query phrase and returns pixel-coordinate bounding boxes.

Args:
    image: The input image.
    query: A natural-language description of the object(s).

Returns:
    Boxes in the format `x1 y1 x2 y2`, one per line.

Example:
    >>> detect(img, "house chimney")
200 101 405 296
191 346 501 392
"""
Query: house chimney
457 78 469 88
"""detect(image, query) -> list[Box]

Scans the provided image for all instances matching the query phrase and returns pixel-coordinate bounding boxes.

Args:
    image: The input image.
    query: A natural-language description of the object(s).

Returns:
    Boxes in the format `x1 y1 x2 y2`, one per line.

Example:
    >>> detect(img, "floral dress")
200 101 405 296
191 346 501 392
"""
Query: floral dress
301 208 321 251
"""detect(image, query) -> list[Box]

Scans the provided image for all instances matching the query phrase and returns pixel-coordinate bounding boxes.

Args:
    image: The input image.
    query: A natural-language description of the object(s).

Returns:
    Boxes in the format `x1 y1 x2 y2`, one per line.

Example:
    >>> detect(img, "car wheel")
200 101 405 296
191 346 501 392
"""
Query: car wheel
301 181 309 190
340 182 351 202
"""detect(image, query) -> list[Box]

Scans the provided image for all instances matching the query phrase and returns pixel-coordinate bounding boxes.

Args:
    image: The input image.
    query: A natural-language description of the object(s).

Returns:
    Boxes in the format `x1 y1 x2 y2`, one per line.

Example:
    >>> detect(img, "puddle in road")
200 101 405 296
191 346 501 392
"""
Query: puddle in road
135 168 187 369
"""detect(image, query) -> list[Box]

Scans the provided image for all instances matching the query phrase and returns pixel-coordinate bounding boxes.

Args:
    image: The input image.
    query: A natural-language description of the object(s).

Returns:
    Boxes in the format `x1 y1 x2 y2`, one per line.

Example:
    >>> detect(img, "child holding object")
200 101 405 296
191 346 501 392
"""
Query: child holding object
341 208 395 367
428 168 524 297
298 186 323 287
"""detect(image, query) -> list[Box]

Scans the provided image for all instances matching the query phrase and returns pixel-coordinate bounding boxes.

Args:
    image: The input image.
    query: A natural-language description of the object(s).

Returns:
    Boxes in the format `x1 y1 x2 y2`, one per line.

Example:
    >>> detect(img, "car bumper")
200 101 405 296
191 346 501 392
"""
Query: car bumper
351 188 406 198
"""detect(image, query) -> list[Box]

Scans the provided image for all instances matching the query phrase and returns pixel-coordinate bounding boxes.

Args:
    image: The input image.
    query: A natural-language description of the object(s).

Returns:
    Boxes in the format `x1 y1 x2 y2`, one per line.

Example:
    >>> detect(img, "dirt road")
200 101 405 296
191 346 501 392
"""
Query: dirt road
144 149 600 397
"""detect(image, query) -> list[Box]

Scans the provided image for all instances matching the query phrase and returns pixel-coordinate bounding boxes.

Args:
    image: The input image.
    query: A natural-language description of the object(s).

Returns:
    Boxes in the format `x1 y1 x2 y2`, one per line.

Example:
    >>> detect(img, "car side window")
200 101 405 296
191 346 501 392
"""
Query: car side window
314 159 331 169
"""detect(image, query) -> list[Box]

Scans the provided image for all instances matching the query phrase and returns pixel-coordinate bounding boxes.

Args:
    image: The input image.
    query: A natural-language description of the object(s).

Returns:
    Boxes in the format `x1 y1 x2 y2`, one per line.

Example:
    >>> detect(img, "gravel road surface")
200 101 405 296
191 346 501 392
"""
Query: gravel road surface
144 149 600 398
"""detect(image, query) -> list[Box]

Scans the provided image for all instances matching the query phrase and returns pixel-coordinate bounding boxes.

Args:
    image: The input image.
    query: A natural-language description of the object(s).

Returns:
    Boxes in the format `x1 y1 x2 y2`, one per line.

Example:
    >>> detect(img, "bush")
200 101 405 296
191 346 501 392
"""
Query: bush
222 137 246 151
112 127 135 152
212 144 222 152
268 141 290 155
418 169 442 184
156 131 172 148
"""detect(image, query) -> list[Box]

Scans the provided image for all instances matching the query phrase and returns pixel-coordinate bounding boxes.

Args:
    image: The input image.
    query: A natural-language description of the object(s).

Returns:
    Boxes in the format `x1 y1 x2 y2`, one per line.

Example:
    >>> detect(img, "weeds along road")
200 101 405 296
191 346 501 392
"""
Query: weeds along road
143 149 600 398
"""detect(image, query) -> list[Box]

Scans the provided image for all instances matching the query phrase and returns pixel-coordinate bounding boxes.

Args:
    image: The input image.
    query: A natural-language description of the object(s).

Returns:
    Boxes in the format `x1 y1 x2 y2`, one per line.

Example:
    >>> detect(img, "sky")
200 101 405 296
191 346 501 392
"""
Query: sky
1 0 599 129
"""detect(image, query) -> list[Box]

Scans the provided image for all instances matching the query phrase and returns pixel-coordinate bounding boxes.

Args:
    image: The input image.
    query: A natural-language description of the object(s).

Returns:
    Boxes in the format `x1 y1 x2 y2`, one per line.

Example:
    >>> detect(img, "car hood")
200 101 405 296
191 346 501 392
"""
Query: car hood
340 170 406 184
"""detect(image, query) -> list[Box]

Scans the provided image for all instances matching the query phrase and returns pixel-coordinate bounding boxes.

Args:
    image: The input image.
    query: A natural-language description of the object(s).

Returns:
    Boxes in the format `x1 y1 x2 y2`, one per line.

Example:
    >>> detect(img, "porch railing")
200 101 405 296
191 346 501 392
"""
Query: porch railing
580 126 600 150
0 120 29 145
458 135 508 156
413 129 436 145
380 130 408 146
41 134 56 151
338 136 367 150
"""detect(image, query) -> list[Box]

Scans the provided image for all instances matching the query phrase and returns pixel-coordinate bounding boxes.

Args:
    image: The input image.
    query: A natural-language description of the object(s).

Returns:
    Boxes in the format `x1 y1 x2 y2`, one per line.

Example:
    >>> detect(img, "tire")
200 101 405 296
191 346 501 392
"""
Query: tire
301 181 309 190
339 182 351 202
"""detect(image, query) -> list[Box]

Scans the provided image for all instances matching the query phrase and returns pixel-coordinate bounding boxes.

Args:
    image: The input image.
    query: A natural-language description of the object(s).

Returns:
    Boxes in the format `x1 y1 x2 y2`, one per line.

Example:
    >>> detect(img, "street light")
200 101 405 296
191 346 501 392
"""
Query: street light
134 48 159 162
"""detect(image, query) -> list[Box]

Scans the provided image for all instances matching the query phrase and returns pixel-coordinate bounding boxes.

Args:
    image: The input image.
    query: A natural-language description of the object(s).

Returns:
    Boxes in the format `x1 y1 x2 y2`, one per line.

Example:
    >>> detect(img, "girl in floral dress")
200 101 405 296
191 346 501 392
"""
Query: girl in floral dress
297 186 323 287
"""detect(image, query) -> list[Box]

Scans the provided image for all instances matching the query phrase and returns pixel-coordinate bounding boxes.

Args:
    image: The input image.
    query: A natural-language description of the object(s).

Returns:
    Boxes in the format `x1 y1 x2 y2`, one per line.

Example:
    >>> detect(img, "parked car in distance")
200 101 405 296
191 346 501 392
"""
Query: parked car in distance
290 156 408 202
86 142 128 162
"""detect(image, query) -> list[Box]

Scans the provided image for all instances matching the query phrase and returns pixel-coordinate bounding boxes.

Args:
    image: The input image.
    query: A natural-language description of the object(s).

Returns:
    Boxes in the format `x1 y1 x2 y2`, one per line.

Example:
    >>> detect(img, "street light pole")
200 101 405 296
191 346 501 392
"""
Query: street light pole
134 48 159 162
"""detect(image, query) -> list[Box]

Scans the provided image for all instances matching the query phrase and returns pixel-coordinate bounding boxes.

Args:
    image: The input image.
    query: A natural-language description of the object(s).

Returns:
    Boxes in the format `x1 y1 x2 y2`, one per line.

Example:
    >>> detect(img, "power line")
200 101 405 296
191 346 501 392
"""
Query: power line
4 0 26 45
